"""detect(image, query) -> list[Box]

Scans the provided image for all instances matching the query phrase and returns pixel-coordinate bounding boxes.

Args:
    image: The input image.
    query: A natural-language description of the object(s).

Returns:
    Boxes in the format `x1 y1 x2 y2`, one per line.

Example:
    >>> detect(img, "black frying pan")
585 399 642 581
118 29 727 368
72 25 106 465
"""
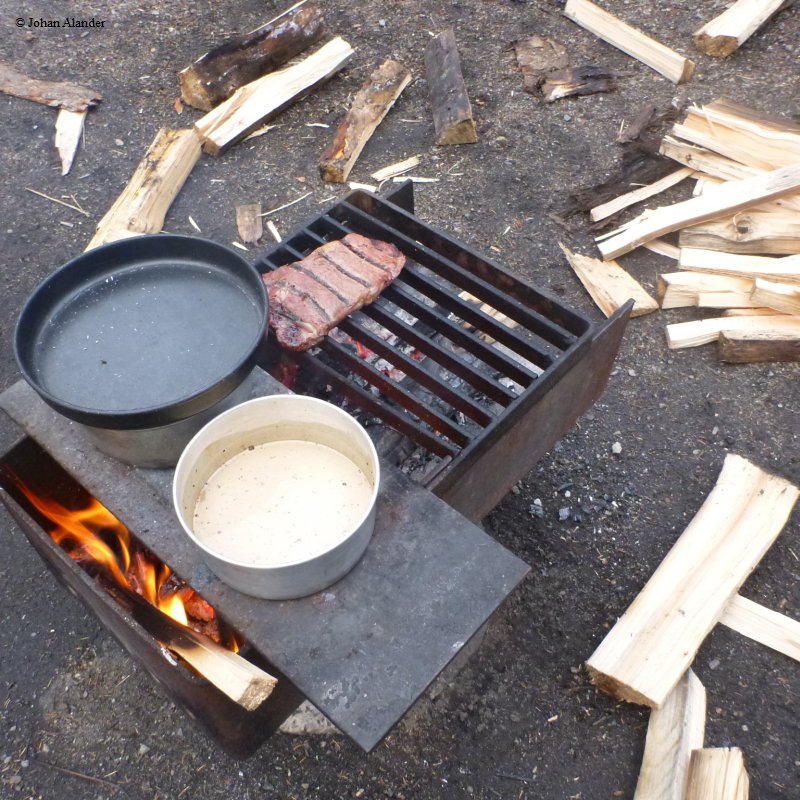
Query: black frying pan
15 234 268 430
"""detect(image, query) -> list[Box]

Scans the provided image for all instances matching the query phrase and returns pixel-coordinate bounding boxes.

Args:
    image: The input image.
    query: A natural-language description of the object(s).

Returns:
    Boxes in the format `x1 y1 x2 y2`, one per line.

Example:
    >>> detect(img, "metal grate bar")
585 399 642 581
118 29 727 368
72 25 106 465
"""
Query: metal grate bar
348 190 591 337
335 201 578 350
289 352 459 459
382 284 537 387
318 338 473 448
338 314 494 427
314 213 558 366
358 302 516 406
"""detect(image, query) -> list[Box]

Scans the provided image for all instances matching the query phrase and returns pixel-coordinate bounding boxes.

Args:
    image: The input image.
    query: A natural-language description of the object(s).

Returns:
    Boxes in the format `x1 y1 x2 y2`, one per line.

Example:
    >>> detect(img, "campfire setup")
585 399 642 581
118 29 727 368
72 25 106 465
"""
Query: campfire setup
2 0 797 795
0 177 628 754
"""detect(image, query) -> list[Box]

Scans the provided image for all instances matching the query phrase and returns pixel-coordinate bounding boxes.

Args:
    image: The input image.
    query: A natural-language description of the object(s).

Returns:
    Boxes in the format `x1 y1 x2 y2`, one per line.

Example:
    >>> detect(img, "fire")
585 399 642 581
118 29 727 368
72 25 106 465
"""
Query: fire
2 467 225 642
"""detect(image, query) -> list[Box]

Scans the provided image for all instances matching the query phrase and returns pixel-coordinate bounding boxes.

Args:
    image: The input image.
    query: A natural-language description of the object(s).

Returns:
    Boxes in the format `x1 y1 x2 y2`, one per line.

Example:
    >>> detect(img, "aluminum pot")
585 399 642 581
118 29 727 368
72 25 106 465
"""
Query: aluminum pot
173 395 380 600
14 234 268 467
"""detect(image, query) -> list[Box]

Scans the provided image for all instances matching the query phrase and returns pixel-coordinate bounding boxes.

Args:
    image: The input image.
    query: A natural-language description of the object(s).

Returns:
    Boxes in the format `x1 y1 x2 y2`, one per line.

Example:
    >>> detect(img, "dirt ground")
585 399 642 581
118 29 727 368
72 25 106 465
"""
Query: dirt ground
1 1 799 798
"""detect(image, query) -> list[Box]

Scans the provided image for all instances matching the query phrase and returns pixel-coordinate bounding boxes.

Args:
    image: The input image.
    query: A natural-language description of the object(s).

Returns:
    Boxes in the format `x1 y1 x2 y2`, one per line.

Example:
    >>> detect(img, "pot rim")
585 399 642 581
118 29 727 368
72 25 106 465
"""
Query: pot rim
14 234 268 430
173 394 381 572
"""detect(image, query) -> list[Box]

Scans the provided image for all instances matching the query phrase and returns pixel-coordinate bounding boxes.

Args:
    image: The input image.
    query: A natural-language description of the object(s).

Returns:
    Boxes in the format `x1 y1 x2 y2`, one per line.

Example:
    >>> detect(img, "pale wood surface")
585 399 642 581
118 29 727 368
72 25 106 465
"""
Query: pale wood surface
179 2 324 110
194 37 353 155
586 454 799 707
54 108 85 176
633 670 706 800
721 307 785 316
686 748 749 800
679 248 800 284
0 59 101 111
718 327 800 362
694 0 787 57
642 239 681 260
679 210 800 255
559 244 658 317
590 167 694 223
596 163 800 260
563 0 695 84
86 128 201 250
721 594 800 662
168 626 277 710
371 155 421 182
666 314 800 349
319 58 411 182
235 203 263 244
750 278 800 315
658 271 754 309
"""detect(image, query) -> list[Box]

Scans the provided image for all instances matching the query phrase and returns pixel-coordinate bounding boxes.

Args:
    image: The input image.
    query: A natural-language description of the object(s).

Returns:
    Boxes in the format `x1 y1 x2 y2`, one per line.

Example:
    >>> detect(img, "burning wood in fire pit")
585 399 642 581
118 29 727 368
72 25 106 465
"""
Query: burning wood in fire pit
0 446 278 710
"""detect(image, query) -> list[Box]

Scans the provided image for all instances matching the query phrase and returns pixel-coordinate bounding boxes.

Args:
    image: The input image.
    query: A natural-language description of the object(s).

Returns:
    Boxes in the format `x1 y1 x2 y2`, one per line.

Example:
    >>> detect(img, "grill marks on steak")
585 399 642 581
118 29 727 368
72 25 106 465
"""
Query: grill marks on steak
263 233 406 351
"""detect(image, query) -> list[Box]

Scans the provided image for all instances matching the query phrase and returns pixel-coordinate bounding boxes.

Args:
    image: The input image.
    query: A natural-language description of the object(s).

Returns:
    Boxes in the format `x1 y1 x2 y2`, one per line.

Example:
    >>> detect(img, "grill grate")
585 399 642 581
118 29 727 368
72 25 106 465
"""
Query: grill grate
254 183 630 520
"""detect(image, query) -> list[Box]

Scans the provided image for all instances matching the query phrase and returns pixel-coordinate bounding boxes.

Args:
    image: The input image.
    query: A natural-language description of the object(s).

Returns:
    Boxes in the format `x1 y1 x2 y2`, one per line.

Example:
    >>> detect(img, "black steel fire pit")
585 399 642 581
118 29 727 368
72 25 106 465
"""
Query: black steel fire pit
255 182 631 521
0 182 629 754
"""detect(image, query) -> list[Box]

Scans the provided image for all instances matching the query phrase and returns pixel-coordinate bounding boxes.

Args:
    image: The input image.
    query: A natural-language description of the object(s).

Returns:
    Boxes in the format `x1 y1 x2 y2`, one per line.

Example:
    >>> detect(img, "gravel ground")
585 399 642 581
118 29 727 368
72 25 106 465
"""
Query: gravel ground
1 1 799 798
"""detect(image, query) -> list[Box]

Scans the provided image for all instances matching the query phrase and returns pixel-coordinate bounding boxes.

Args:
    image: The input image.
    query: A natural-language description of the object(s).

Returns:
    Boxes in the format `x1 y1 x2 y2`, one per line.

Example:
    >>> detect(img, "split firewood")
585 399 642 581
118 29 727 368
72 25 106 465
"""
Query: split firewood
424 28 478 145
562 0 695 85
586 454 799 708
235 203 263 244
596 163 800 260
679 210 800 255
86 128 201 250
559 244 658 317
685 748 749 800
633 670 706 800
718 327 800 363
642 239 680 260
319 58 411 183
195 37 354 156
721 594 800 660
679 248 800 284
590 167 693 223
670 100 800 172
750 278 800 316
0 59 101 111
54 108 85 176
721 307 785 317
694 0 788 58
179 2 324 111
665 314 800 349
657 272 755 310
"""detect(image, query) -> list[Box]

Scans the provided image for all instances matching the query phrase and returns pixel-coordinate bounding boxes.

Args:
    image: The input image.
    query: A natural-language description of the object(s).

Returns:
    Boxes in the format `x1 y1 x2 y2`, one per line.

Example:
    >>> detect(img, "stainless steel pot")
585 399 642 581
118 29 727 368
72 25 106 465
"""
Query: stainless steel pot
173 395 380 600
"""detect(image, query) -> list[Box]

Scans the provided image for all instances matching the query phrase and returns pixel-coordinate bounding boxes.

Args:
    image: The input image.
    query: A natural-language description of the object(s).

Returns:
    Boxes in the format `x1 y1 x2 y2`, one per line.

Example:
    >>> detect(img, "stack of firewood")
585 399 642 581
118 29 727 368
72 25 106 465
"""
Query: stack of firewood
563 99 800 364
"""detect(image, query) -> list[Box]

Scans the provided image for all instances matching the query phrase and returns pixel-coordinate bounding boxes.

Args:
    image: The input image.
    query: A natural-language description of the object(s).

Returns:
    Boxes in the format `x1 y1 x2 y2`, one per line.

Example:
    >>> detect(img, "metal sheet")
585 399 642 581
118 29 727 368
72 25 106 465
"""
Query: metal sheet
0 371 529 752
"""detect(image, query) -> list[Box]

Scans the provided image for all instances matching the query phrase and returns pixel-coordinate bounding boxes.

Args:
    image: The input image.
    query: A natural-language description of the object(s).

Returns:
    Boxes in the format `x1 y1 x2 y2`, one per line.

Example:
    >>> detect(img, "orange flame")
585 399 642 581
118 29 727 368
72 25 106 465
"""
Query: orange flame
7 474 193 629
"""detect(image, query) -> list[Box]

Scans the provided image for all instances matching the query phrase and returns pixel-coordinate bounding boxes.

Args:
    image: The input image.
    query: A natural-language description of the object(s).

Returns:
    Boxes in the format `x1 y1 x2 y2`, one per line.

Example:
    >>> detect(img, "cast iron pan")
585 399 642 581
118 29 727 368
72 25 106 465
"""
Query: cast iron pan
15 234 268 430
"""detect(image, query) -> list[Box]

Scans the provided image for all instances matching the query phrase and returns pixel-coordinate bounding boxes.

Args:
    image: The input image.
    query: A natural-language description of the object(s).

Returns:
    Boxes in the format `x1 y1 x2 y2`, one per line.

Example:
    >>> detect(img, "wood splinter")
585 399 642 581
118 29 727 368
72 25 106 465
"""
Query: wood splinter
179 2 325 111
319 58 411 183
425 28 478 145
54 108 86 176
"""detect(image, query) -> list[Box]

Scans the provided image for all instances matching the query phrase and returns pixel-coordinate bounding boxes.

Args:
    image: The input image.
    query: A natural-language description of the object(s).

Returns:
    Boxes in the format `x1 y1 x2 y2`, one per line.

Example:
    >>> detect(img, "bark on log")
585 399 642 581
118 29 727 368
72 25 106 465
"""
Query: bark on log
179 3 325 111
0 59 101 111
424 28 478 145
319 58 411 183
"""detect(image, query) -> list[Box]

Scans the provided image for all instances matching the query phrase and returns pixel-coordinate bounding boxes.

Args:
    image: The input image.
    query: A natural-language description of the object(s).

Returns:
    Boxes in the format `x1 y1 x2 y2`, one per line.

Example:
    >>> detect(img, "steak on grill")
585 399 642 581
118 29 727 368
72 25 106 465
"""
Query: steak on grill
263 233 406 351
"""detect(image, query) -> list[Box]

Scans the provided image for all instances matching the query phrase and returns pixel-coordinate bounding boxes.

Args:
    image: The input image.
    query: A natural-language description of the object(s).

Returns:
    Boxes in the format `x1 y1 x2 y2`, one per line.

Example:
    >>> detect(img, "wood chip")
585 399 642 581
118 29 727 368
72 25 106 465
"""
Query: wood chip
235 203 263 244
371 155 421 182
54 108 86 176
